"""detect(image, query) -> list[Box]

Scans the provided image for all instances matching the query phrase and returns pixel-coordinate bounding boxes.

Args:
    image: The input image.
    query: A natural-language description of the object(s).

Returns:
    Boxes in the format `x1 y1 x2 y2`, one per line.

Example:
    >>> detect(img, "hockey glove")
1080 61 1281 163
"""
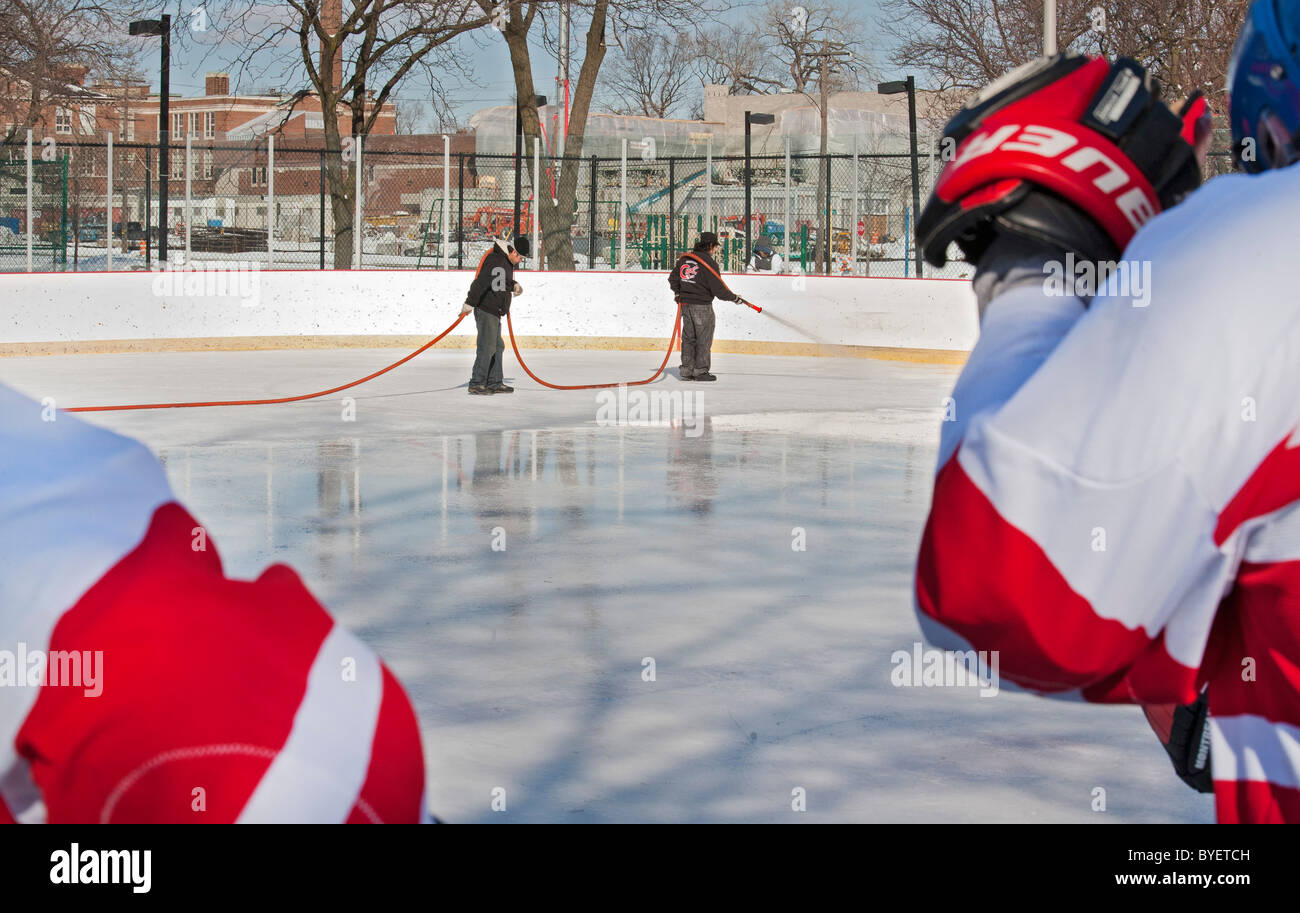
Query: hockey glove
1142 692 1214 794
918 54 1210 271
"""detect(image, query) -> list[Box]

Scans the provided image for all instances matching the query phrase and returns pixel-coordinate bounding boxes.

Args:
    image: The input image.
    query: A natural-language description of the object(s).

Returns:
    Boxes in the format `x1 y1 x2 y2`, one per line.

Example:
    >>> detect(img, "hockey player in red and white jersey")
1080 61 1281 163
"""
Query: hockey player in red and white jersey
0 383 428 823
915 1 1300 823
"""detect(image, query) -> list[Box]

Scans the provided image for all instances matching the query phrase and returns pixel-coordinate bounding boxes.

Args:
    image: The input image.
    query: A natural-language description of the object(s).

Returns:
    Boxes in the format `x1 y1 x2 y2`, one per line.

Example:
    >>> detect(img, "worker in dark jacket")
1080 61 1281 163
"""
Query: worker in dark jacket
461 234 530 395
668 232 748 381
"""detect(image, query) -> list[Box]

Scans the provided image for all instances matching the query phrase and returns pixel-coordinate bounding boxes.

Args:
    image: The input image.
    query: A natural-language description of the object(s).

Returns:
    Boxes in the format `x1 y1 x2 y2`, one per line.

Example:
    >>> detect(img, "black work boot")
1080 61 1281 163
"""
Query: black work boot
468 384 491 395
694 373 717 382
489 384 514 394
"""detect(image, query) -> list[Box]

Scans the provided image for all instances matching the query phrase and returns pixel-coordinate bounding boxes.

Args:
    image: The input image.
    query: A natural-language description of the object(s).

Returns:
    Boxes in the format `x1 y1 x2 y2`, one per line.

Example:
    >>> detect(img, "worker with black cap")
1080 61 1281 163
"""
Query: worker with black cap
668 231 749 381
461 233 530 394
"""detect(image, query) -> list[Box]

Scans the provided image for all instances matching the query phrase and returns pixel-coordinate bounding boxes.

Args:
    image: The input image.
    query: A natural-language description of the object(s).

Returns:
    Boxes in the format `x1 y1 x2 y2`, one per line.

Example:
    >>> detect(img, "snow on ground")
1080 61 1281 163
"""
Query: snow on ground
0 347 1212 822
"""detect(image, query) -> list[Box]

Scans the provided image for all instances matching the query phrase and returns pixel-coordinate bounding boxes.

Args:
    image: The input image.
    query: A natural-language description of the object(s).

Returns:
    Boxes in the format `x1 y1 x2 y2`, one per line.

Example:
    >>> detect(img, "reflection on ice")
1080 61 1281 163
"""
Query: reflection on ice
3 348 1210 822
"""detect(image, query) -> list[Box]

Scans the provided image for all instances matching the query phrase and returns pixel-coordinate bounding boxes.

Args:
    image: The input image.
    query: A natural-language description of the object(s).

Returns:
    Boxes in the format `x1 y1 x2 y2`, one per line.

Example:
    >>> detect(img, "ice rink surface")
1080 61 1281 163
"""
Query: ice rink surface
2 346 1213 823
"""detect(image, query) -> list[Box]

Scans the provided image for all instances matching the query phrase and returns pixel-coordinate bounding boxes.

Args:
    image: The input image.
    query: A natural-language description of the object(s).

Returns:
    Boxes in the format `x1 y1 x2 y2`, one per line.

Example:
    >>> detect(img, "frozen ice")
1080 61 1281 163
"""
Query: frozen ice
1 347 1213 822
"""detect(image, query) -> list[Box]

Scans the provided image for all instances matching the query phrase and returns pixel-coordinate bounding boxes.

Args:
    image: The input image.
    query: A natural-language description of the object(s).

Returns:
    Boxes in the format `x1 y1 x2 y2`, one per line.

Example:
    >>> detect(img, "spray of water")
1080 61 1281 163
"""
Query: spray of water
757 309 833 346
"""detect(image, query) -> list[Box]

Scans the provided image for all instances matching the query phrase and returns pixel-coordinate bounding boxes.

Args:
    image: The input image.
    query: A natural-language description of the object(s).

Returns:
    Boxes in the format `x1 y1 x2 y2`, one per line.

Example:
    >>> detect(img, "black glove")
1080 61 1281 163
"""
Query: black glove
1143 692 1214 794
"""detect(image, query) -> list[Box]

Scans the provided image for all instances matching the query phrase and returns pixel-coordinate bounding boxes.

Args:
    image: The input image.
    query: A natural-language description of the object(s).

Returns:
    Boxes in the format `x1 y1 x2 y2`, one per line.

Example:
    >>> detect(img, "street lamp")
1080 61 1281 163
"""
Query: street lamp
879 76 922 278
514 94 547 242
744 111 775 266
130 16 171 262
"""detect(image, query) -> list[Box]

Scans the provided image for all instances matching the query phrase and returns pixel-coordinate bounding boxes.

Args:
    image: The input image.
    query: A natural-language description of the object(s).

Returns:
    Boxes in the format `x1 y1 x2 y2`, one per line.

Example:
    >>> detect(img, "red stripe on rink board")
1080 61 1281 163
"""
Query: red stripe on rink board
1215 780 1300 824
347 664 426 824
917 452 1197 702
1215 432 1300 546
15 502 336 822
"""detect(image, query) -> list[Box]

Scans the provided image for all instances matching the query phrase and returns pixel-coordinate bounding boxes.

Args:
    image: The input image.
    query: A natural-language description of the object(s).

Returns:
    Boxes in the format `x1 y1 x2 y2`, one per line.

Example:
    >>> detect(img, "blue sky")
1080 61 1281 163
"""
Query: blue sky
132 1 897 128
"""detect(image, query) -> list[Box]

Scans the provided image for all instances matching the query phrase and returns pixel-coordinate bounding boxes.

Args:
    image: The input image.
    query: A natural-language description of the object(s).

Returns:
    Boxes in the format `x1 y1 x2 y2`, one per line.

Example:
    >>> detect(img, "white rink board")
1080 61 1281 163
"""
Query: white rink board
0 269 978 352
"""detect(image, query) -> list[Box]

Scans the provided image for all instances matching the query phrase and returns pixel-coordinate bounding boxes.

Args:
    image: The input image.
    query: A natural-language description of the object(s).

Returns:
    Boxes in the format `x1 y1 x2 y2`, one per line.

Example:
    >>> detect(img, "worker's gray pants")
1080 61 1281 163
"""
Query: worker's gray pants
471 309 505 388
680 304 715 378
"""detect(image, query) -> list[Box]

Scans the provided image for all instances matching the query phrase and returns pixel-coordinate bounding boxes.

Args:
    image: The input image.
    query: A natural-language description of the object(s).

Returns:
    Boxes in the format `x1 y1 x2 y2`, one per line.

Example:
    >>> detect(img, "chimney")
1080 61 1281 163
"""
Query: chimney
702 85 730 125
206 73 230 96
321 0 343 89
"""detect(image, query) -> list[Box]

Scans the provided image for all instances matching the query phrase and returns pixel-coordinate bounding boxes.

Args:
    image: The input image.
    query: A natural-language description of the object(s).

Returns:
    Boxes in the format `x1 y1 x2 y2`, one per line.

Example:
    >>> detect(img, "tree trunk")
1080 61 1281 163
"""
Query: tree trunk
503 0 609 271
321 102 356 269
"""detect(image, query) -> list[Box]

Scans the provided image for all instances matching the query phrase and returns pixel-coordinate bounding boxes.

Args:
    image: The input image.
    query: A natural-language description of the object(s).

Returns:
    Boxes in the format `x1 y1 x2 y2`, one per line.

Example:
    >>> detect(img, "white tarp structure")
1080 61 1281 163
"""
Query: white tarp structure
469 106 726 158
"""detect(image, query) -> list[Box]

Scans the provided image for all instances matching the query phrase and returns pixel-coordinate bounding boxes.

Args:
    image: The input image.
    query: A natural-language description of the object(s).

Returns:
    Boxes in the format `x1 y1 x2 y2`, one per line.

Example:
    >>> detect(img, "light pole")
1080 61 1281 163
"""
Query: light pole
130 15 171 262
744 111 775 266
879 76 922 278
514 94 546 241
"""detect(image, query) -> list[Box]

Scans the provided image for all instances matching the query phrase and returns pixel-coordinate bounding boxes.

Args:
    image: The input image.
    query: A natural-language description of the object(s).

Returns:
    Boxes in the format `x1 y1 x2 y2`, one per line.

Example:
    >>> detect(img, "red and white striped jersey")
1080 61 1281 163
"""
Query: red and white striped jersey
0 385 427 823
916 163 1300 823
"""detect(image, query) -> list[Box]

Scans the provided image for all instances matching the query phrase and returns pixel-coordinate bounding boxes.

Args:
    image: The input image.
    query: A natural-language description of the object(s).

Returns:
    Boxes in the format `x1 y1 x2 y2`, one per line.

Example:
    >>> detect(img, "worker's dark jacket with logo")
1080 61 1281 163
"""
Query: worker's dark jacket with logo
464 242 517 317
668 250 740 307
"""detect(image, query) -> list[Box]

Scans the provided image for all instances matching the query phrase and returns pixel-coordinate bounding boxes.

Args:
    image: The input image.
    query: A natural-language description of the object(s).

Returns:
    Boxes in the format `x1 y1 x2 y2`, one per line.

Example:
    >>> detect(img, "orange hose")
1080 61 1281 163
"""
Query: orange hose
505 305 681 390
64 302 685 413
66 313 470 413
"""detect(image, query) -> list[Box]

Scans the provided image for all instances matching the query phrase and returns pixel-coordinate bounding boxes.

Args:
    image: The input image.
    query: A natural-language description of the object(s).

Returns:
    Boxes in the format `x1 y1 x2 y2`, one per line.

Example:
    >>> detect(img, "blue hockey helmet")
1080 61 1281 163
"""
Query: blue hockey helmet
1228 0 1300 171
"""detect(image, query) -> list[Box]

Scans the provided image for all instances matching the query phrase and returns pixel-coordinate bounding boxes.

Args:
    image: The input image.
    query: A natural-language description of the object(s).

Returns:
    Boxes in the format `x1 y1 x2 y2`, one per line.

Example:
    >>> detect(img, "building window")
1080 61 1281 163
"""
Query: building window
205 112 215 139
188 112 199 137
252 166 267 185
118 117 135 142
55 108 72 134
203 150 213 178
172 154 184 180
172 112 184 138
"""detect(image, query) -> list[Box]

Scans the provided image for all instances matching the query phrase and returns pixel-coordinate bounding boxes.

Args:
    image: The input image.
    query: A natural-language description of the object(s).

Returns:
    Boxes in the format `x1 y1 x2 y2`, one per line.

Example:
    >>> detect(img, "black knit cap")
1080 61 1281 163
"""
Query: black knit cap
509 235 531 258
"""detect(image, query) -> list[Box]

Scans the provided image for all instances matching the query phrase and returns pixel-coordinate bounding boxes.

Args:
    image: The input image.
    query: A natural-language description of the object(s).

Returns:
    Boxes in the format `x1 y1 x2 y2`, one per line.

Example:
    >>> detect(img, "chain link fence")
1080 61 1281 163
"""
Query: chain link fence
1 128 1244 276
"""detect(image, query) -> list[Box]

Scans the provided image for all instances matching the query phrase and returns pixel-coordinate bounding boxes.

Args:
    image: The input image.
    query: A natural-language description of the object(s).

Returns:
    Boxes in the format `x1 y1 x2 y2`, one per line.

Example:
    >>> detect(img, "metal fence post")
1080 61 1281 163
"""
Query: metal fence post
185 134 192 264
442 135 451 269
319 150 325 270
267 134 274 268
705 136 712 235
784 138 791 269
457 152 465 269
668 156 675 264
851 136 858 277
532 137 540 267
619 138 627 270
589 154 597 269
353 135 362 268
106 131 113 271
145 145 152 264
824 152 832 275
25 130 33 272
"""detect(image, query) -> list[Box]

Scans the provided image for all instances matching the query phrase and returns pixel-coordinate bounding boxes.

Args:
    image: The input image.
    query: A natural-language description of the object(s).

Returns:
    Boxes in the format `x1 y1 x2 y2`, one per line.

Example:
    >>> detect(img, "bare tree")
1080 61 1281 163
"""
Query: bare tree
486 0 725 271
394 97 430 133
885 0 1249 120
760 0 872 271
689 24 784 97
602 29 694 118
0 0 136 144
210 0 494 267
764 0 872 94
